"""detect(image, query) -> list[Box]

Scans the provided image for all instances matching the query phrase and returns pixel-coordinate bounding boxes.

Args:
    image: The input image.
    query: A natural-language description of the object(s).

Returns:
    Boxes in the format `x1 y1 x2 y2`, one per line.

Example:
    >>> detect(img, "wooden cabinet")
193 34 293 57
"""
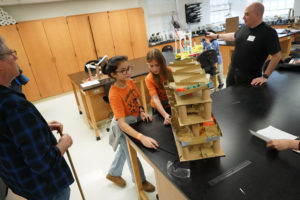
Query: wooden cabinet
0 7 149 101
89 12 116 58
67 14 97 69
109 10 134 60
89 7 148 60
219 45 233 75
42 17 80 92
17 21 63 98
271 24 289 29
127 8 149 58
0 25 41 101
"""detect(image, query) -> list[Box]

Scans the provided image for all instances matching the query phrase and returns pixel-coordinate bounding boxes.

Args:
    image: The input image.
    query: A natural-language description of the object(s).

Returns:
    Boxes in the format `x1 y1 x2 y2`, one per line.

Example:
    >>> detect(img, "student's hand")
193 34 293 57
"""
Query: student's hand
140 135 158 149
56 134 73 155
266 139 298 151
48 121 63 132
163 114 171 125
140 112 152 123
251 77 267 86
206 32 217 40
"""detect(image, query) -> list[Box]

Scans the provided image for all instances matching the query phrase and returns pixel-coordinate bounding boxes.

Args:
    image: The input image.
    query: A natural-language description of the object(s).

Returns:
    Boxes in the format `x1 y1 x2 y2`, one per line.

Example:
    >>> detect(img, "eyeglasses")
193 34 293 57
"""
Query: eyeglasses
0 50 17 57
116 65 133 75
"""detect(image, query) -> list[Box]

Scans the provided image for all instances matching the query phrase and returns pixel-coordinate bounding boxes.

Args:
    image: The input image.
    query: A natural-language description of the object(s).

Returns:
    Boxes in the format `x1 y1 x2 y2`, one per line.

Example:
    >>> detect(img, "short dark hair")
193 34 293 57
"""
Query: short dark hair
101 55 128 79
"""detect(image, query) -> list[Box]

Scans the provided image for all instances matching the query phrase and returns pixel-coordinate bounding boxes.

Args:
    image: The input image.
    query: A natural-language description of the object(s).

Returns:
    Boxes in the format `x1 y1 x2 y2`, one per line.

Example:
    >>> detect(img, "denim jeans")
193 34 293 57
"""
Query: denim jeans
51 187 70 200
108 133 146 182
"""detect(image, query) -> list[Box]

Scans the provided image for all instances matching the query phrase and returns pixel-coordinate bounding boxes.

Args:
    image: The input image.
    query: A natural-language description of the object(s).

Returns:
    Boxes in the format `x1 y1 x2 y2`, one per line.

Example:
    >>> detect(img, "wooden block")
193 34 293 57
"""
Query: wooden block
202 89 210 100
213 140 221 153
191 124 200 136
203 103 211 120
178 106 188 124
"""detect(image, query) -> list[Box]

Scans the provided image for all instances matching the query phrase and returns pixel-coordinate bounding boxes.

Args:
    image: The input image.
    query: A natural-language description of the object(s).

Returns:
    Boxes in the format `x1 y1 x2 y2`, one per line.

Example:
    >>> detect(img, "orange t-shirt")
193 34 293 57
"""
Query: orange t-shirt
145 67 171 108
109 79 140 120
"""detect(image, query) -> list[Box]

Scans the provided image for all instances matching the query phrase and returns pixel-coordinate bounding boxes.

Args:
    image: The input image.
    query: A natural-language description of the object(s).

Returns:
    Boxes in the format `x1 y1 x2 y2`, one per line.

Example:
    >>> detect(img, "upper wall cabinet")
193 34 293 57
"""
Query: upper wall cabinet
127 8 148 59
67 14 97 69
17 21 63 98
108 9 134 60
42 17 80 92
0 25 41 101
89 12 116 58
0 7 149 101
89 7 148 61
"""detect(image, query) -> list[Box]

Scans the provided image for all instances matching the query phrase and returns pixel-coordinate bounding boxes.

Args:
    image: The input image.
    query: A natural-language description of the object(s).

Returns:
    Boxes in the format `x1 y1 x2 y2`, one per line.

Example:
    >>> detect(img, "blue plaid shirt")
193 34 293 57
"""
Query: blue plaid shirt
0 86 74 200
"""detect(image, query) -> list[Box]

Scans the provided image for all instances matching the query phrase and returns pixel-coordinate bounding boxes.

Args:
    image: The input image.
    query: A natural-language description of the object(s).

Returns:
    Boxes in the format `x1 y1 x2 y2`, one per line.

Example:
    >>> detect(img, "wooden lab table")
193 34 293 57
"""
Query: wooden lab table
68 57 150 140
126 70 300 200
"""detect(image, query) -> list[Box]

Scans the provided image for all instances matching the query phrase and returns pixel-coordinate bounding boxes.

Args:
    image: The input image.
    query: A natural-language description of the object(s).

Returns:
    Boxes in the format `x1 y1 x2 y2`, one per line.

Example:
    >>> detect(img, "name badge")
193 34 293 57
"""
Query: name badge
247 35 255 42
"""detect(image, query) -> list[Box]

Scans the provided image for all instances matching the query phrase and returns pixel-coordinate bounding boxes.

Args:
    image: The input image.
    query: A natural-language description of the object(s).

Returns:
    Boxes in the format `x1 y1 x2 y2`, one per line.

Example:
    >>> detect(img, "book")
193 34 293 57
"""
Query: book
249 126 297 142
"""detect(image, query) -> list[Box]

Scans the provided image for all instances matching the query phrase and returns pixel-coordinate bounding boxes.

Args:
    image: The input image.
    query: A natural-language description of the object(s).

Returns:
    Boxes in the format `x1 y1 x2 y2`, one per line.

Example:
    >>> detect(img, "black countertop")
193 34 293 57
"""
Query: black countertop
130 69 300 200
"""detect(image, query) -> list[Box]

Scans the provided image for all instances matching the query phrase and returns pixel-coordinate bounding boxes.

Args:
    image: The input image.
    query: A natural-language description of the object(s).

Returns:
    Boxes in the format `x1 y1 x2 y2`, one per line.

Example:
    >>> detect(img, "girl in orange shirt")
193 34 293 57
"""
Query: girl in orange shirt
145 49 172 125
102 56 158 192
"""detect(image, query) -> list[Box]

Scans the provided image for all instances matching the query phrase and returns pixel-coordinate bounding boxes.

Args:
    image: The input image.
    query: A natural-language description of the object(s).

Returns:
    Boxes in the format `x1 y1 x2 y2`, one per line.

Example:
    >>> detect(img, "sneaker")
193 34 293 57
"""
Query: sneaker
218 83 224 89
106 174 126 187
142 180 155 192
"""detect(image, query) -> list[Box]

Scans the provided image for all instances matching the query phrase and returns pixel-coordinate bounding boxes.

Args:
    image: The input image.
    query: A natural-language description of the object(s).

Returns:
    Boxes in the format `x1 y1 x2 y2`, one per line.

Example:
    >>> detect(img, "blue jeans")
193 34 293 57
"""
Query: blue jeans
108 133 146 182
51 187 70 200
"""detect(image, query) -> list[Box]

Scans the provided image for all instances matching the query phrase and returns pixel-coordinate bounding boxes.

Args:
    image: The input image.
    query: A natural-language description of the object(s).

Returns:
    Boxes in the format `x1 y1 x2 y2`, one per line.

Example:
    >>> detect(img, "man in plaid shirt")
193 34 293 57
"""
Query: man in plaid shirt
0 36 74 199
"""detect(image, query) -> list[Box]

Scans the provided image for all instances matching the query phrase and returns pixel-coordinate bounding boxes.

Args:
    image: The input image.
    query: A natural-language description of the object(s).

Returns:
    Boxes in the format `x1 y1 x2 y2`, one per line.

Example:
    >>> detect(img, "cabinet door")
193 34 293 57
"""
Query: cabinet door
17 21 63 98
109 10 134 60
0 25 41 101
43 17 80 92
89 12 115 58
67 15 97 69
127 8 148 59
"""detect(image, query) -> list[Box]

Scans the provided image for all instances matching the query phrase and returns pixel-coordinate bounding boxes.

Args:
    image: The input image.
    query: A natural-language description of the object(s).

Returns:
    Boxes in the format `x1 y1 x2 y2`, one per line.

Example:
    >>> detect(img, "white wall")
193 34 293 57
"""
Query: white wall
176 0 210 30
2 0 140 21
295 0 300 16
1 0 299 40
2 0 211 37
230 0 247 24
140 0 177 37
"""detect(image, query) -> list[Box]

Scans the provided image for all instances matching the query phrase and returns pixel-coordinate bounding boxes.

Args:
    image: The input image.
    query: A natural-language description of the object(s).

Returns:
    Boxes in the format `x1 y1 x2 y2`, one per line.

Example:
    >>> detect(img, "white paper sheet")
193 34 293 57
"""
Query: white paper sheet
250 126 297 142
80 80 100 88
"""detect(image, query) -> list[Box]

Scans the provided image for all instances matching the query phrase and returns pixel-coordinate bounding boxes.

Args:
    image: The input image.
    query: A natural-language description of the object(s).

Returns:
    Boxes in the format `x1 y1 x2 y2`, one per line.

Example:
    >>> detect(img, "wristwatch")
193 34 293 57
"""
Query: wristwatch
262 73 269 79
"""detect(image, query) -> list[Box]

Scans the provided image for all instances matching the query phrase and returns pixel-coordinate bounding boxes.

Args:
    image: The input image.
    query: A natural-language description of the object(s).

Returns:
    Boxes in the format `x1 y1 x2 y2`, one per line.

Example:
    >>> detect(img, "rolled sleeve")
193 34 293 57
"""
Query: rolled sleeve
145 78 158 97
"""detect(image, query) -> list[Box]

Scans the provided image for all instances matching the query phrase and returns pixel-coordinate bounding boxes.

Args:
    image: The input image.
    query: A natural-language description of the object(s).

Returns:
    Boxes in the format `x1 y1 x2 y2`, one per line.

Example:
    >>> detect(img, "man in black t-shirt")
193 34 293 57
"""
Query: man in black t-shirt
207 2 281 87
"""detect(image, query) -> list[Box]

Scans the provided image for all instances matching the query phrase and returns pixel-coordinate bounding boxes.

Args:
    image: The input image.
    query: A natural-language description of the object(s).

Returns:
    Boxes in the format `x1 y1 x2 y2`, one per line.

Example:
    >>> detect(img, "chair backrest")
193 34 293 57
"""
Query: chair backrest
162 45 173 52
103 81 113 104
197 49 218 75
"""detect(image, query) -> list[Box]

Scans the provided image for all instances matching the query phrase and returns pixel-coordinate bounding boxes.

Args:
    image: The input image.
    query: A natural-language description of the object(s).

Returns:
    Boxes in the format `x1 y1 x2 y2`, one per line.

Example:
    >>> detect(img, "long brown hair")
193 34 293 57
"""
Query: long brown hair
146 49 169 89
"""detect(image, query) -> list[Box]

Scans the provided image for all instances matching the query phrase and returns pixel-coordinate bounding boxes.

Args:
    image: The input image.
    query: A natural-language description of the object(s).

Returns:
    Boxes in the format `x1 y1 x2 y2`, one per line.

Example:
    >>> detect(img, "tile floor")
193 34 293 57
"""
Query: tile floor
6 92 157 200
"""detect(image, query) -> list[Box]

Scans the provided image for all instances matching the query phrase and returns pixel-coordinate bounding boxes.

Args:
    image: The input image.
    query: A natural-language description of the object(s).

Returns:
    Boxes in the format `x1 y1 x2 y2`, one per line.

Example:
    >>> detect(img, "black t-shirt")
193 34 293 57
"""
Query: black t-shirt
231 22 281 74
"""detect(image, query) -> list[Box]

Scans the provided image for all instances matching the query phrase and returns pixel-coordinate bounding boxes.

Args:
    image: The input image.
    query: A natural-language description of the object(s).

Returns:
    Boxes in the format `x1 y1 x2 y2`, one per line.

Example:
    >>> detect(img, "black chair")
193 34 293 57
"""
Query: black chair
197 49 218 75
103 81 114 132
162 45 173 52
